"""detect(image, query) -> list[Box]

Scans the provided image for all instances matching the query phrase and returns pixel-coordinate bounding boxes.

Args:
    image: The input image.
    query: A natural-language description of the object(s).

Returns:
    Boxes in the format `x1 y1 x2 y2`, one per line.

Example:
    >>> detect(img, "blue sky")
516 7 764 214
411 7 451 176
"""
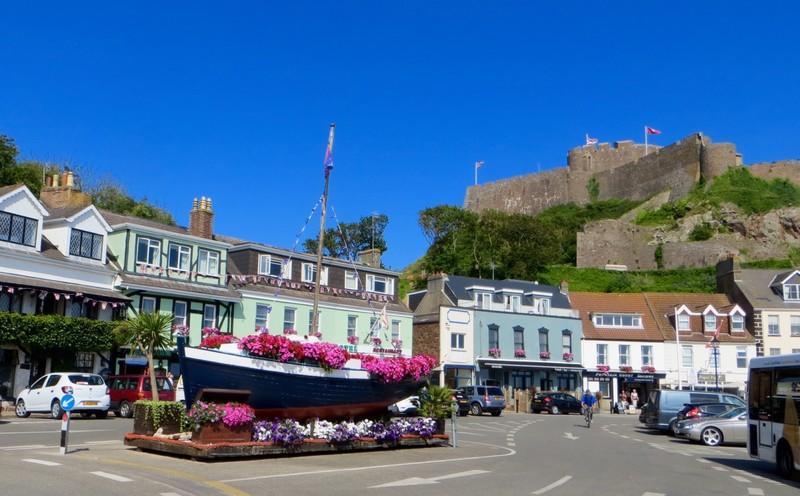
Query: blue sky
2 2 798 269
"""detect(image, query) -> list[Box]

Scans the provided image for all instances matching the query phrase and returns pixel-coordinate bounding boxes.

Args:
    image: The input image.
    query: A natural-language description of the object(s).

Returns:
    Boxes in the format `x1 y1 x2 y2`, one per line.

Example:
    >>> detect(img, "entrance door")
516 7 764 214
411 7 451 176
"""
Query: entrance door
750 369 773 447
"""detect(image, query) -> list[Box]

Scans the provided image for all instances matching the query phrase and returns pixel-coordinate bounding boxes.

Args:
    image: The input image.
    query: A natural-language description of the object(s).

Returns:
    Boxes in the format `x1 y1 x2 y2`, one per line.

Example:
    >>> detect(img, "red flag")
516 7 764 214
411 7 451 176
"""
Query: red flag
645 126 661 135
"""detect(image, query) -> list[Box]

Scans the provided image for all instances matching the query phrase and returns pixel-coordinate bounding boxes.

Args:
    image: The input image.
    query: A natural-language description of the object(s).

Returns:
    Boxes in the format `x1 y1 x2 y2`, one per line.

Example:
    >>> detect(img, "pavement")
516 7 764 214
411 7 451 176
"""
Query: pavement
1 411 798 495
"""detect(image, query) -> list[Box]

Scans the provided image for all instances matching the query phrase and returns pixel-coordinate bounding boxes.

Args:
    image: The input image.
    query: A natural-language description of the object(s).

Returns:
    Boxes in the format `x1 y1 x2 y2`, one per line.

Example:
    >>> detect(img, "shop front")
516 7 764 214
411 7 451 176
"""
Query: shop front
476 358 584 392
583 369 667 412
443 364 474 389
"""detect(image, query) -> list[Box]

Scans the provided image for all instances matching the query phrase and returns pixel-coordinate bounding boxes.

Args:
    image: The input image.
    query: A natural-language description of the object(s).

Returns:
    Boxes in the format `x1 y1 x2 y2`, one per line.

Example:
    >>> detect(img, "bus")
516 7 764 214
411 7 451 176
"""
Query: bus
747 353 800 478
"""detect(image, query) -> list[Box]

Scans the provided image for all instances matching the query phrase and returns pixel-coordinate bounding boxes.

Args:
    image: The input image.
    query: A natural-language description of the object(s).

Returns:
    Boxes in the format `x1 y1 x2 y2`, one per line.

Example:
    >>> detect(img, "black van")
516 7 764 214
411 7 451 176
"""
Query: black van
639 390 745 433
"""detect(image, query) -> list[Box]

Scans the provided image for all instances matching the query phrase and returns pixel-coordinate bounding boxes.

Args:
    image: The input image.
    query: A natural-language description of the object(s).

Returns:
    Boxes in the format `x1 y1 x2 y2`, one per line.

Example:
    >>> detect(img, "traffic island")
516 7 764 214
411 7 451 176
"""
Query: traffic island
123 433 449 460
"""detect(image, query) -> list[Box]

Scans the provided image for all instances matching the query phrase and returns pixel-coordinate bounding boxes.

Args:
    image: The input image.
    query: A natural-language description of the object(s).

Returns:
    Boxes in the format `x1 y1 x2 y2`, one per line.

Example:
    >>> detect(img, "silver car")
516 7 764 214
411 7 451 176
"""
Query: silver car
674 407 747 446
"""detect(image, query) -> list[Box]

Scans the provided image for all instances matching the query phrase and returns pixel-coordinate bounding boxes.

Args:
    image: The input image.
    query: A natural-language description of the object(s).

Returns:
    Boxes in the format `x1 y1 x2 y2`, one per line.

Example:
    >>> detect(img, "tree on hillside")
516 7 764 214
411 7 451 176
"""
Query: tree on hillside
0 135 16 170
89 181 176 225
304 214 388 262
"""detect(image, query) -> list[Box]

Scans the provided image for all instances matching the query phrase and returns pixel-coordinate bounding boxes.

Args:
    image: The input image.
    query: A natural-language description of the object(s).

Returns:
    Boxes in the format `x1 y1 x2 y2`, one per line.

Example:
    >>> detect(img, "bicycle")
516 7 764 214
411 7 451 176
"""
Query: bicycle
583 405 593 428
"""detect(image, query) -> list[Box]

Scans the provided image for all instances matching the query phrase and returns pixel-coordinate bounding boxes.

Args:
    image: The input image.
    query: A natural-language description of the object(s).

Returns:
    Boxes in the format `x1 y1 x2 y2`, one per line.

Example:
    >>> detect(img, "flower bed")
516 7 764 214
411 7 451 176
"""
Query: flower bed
252 417 438 445
187 401 255 442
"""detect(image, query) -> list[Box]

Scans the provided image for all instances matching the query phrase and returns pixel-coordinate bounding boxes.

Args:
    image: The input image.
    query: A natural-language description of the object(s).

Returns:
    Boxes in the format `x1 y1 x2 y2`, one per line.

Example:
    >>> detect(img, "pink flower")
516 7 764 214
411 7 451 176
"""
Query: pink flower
347 335 358 345
221 402 255 428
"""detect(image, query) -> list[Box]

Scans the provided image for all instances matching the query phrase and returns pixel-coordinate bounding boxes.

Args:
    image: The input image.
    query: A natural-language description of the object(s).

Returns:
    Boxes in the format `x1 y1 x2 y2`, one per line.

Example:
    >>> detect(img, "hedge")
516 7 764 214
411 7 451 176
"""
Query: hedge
0 312 116 351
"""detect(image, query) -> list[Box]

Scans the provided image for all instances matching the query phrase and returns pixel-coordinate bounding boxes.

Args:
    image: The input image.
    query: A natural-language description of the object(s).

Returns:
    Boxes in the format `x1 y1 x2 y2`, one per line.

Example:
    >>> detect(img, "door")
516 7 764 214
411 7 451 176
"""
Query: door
25 376 48 411
42 374 62 410
750 369 773 447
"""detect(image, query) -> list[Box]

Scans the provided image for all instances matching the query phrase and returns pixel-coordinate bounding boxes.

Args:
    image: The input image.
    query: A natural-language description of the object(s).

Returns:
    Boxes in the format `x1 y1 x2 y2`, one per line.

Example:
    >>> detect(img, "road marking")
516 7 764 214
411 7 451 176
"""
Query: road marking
748 488 764 495
0 440 122 451
620 435 630 439
0 444 48 450
456 431 485 436
22 458 62 466
632 438 643 442
85 440 122 445
641 493 666 496
696 459 711 463
712 466 728 472
160 493 182 496
91 471 133 482
731 475 752 483
221 441 515 483
0 429 114 435
369 470 490 488
507 443 516 447
563 432 579 440
531 475 572 495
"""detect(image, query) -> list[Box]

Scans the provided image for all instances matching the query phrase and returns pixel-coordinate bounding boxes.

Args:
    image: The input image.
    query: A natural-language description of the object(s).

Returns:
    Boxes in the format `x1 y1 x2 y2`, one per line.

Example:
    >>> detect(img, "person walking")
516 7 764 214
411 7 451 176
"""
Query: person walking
630 389 639 410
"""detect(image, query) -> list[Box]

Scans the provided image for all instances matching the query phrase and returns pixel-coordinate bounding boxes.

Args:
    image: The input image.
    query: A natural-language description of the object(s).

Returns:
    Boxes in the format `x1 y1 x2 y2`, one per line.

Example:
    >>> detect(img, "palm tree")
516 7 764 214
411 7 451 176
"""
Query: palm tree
115 312 174 401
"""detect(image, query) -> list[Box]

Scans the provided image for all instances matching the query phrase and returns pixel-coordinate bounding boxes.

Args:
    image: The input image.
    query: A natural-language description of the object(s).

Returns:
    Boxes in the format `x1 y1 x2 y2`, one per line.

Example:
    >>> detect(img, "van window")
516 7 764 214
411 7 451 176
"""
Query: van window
476 387 486 396
144 378 172 391
689 393 718 404
663 391 690 408
67 374 104 386
487 387 504 396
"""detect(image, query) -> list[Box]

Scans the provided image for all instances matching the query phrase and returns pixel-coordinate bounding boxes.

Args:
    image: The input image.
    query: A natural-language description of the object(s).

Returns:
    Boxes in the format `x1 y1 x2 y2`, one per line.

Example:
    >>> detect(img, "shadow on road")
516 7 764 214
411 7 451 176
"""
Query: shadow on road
705 456 800 487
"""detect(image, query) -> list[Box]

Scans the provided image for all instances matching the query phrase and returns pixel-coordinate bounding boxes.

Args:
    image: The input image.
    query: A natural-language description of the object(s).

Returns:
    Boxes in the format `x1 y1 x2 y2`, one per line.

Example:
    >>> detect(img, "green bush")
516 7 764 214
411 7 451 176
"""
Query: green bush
689 222 714 241
134 401 186 430
538 265 716 293
0 313 116 351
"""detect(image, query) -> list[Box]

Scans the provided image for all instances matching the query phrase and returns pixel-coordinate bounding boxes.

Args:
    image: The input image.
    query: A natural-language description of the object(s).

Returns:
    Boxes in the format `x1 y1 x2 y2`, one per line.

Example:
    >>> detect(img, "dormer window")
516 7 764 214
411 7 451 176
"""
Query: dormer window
505 295 521 312
344 271 359 290
366 274 391 294
198 248 220 275
731 313 744 332
302 263 329 285
476 292 491 310
677 313 690 331
0 211 37 247
136 237 160 266
593 313 642 328
704 314 717 332
69 229 103 260
258 255 285 277
784 284 800 301
168 243 191 271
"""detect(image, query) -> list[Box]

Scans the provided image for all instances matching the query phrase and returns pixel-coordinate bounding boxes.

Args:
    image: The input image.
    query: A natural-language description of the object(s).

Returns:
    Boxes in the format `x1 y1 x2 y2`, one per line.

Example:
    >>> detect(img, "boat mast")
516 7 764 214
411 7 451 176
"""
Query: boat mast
312 123 335 334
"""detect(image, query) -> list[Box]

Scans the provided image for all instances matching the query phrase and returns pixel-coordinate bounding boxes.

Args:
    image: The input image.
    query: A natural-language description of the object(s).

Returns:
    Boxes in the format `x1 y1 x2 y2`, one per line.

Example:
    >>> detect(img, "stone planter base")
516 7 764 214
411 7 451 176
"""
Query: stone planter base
192 423 252 444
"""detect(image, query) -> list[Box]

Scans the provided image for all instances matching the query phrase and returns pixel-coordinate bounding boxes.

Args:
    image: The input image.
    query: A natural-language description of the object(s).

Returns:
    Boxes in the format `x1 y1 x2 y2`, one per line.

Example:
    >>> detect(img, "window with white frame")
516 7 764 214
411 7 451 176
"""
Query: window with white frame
141 296 156 314
255 304 270 329
168 244 190 271
596 344 608 365
598 381 611 398
593 313 642 328
258 255 285 277
769 348 782 356
791 315 800 337
767 315 780 336
283 307 296 332
682 345 693 368
736 346 747 368
69 229 103 260
538 329 549 353
391 320 400 341
511 295 521 312
198 249 219 275
0 211 38 247
641 345 653 366
562 330 572 354
783 283 800 301
677 313 690 331
704 314 717 332
451 333 465 350
136 237 160 266
302 263 328 285
347 315 357 337
344 271 359 290
731 313 744 332
476 292 491 310
514 327 524 351
366 274 392 294
488 324 499 350
202 304 216 328
172 301 187 327
619 344 630 365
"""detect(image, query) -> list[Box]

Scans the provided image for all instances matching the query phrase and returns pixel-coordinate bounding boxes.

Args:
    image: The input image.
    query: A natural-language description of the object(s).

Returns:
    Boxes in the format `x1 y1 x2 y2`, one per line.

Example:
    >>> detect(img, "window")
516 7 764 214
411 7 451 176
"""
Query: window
347 315 357 337
682 345 693 368
451 333 465 350
704 314 717 332
202 304 216 328
767 315 780 336
597 344 608 365
792 349 800 354
46 375 61 387
283 307 296 332
783 283 800 301
302 263 328 285
736 346 747 368
391 320 400 341
562 331 572 354
619 345 630 365
677 313 690 331
141 296 156 314
488 324 499 350
593 313 642 328
168 244 191 271
476 292 491 310
514 326 524 351
258 255 285 277
641 345 653 366
598 381 611 398
731 313 744 332
255 304 270 329
769 348 781 356
344 271 359 290
74 352 94 371
69 229 103 260
504 295 521 312
172 301 187 327
538 328 549 353
791 315 800 337
136 237 160 266
198 249 219 275
0 211 37 247
366 274 392 294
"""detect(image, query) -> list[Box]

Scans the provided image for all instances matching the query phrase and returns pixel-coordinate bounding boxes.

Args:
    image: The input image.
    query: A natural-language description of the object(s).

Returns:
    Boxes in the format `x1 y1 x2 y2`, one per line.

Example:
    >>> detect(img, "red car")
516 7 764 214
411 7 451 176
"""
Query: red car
108 375 175 417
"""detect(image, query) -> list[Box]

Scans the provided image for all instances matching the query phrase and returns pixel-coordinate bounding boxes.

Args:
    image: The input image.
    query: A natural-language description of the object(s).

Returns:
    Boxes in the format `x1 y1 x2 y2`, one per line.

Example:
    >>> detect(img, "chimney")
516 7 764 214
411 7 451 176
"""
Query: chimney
426 272 449 295
716 254 741 294
39 169 91 210
189 196 214 239
357 248 382 268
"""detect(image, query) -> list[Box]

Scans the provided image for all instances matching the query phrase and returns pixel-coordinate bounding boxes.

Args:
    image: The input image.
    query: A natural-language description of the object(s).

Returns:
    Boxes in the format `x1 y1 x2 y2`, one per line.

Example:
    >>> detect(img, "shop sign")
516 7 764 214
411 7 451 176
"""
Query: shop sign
697 373 726 383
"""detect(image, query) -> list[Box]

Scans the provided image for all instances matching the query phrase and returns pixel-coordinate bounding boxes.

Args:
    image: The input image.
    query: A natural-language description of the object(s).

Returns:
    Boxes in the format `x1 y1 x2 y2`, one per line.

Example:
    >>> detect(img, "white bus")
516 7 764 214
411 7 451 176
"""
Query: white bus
747 353 800 478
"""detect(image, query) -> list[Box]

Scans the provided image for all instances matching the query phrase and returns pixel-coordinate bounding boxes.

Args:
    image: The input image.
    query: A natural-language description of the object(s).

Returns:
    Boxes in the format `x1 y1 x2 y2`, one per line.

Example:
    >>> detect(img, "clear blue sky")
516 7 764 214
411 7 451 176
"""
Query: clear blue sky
2 2 798 269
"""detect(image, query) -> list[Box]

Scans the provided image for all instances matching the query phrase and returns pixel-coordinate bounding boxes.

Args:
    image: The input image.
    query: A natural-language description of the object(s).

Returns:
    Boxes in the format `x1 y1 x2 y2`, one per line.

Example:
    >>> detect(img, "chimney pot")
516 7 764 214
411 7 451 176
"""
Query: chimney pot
189 195 214 239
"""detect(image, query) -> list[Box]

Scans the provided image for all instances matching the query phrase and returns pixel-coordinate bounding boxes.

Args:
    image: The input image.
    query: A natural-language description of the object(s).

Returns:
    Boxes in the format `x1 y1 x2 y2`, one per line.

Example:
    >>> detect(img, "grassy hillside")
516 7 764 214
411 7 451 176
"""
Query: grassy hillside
536 265 716 293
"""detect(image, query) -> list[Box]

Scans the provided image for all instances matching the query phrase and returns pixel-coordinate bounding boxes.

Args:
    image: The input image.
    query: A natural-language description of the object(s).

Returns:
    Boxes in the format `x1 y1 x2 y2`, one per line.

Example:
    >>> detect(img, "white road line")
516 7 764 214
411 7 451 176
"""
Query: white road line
632 438 643 442
731 475 752 483
0 429 114 435
712 466 728 472
160 493 182 496
22 458 62 466
696 459 711 463
747 488 764 495
531 475 572 495
0 440 122 451
430 470 490 481
456 431 485 436
641 493 666 496
0 444 48 450
620 435 630 439
85 440 121 445
91 471 133 482
507 443 516 447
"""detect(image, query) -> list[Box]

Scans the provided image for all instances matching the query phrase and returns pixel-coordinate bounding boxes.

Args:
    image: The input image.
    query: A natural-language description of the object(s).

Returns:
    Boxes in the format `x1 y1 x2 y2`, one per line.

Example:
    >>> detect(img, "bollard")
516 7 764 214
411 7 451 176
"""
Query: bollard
59 411 70 455
451 406 457 448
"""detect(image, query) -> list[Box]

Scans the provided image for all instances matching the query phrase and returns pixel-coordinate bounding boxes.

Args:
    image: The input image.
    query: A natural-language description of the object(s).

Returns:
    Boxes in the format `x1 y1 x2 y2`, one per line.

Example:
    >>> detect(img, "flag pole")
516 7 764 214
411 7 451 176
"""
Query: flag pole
474 161 478 186
312 123 335 334
674 307 681 390
644 126 648 155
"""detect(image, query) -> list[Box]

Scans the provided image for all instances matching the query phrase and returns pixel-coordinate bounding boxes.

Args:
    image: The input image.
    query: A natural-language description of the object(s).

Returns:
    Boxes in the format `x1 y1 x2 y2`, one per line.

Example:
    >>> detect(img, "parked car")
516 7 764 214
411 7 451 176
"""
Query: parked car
675 402 744 423
531 392 583 414
453 389 470 416
15 372 110 419
108 374 175 418
458 385 506 416
638 389 745 434
388 396 420 416
674 407 748 446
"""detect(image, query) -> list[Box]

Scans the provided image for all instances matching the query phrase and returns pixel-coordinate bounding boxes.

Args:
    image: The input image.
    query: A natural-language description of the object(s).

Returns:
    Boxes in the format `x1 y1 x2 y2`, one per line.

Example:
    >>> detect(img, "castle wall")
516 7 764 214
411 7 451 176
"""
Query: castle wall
576 220 657 270
748 160 800 184
566 140 652 173
701 142 738 181
464 168 569 215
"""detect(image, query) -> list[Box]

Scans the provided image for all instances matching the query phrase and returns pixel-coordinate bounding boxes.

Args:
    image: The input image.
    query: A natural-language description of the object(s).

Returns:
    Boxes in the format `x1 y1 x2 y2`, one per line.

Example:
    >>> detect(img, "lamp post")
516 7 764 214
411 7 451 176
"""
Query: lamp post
711 335 720 392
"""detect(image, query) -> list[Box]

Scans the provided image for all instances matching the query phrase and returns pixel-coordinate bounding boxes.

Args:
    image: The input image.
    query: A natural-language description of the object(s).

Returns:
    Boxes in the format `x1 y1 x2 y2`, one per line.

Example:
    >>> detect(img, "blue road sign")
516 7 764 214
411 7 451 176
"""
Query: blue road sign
61 394 76 412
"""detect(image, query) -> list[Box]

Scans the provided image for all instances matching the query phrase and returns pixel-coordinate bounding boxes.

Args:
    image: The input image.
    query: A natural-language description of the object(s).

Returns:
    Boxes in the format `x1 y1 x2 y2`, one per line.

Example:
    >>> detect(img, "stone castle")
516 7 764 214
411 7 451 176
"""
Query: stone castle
464 133 800 270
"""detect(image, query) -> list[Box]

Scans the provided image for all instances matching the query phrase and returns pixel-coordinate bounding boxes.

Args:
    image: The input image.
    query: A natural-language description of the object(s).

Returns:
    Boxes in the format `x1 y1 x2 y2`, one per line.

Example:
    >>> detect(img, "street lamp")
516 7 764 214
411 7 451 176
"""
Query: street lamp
711 335 720 392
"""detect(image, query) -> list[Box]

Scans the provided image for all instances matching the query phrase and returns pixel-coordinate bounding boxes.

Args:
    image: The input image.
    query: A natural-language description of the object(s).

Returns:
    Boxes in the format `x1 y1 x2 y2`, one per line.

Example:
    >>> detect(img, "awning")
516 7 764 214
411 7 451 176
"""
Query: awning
476 358 584 372
443 364 475 370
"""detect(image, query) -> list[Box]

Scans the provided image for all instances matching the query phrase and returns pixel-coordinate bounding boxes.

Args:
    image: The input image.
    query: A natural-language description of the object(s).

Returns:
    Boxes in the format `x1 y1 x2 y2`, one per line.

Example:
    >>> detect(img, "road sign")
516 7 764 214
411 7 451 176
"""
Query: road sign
60 394 75 412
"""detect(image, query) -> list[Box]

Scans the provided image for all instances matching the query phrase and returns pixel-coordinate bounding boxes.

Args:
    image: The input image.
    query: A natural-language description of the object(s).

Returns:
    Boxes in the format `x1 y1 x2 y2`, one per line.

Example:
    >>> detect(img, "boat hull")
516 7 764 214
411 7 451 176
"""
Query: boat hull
178 339 424 420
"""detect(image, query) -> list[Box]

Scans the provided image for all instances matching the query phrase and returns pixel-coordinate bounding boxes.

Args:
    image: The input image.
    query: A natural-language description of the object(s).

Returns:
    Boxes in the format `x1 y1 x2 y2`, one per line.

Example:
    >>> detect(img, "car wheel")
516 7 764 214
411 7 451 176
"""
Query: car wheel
15 400 30 418
777 442 796 478
550 405 560 415
701 427 723 446
50 400 63 419
491 410 502 417
80 412 93 419
667 420 677 437
119 401 133 418
470 403 483 416
95 411 108 419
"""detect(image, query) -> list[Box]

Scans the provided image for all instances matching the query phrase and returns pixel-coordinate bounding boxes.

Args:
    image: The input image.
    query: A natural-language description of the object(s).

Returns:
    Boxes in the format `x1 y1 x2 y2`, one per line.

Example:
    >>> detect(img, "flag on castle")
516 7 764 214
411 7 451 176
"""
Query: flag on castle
585 134 598 146
645 126 661 135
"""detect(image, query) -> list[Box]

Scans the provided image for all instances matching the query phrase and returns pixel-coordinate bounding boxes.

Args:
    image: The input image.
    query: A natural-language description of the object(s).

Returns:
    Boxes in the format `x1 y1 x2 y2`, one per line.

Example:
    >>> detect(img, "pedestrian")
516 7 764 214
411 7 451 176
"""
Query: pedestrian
630 389 639 410
166 372 175 390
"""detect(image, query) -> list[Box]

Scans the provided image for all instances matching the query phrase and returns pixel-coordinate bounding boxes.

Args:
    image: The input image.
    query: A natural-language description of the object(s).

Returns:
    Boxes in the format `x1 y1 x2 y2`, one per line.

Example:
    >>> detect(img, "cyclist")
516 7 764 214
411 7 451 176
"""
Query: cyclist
581 389 597 427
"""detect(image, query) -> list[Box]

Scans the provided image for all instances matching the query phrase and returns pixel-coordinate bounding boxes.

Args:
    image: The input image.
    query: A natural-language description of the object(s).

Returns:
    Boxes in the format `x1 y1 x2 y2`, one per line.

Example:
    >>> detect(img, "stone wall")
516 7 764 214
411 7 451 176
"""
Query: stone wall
748 160 800 184
576 220 657 269
464 168 569 215
412 321 440 358
566 140 653 173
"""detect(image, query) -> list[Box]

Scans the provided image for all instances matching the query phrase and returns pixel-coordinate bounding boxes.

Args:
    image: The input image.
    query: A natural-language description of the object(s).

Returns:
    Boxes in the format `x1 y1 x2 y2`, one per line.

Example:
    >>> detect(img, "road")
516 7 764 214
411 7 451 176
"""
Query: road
1 411 798 495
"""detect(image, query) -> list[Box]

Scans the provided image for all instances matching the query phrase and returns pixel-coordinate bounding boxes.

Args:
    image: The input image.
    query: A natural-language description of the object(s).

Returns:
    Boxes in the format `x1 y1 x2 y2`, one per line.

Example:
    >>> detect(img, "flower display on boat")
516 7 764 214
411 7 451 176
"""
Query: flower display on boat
347 335 358 345
360 354 437 383
251 417 438 444
188 401 255 429
488 347 501 358
200 333 237 349
301 341 348 371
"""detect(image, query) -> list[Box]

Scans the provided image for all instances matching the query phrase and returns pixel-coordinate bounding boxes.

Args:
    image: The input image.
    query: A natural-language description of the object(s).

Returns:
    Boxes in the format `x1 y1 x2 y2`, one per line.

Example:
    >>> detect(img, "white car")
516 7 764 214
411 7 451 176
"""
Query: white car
16 372 111 419
388 396 420 416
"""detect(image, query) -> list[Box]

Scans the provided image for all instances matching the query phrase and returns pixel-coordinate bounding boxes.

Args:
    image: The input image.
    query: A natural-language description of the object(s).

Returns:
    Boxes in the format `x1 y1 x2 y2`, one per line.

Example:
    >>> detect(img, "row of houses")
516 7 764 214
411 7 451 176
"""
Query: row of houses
410 261 800 402
0 174 410 402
